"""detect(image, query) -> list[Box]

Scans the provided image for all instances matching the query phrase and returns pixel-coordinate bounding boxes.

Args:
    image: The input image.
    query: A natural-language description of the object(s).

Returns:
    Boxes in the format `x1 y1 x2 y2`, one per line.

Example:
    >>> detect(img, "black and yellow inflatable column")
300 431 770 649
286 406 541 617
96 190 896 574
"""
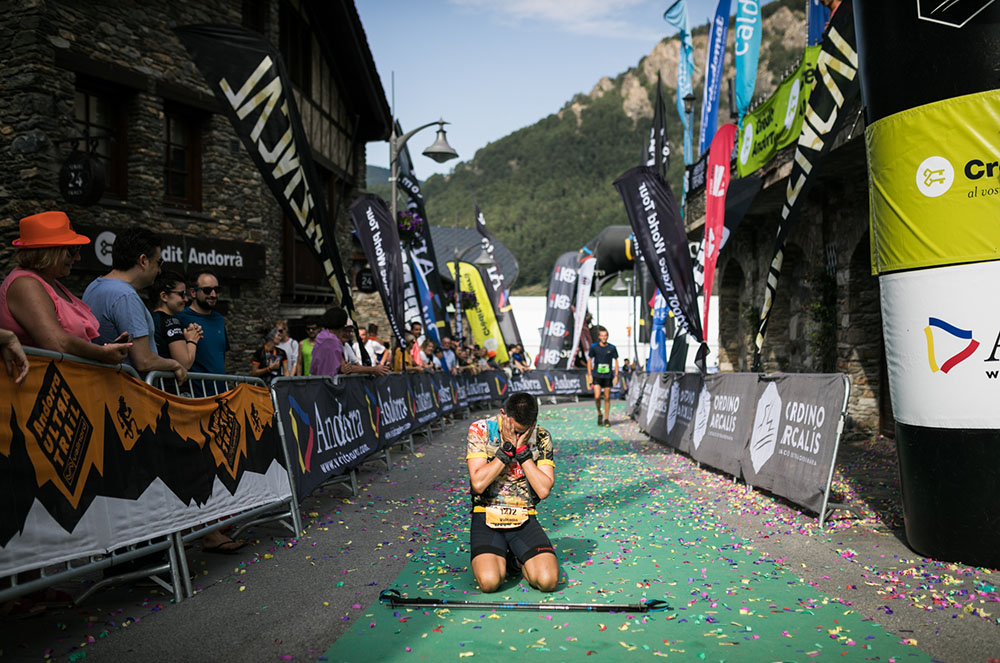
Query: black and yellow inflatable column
856 2 1000 567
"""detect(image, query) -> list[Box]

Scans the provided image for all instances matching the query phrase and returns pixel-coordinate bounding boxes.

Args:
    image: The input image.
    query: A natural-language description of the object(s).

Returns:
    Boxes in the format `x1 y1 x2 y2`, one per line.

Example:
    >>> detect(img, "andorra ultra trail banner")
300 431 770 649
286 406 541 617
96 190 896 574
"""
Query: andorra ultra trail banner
174 25 354 313
448 261 510 364
273 377 378 500
742 373 847 514
752 1 859 370
538 251 579 369
856 0 1000 568
734 0 762 121
736 45 821 177
665 0 696 165
614 166 707 367
396 122 451 339
475 204 523 349
689 372 758 477
703 123 737 335
350 194 408 346
698 0 732 155
1 356 288 577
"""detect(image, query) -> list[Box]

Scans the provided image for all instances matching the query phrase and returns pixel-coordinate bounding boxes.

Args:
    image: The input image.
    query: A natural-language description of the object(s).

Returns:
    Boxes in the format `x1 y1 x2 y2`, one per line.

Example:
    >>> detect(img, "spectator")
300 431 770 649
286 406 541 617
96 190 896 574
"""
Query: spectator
432 346 446 372
419 340 436 369
83 227 186 383
393 333 422 372
0 328 29 385
486 349 501 370
274 319 299 377
336 321 389 377
250 327 287 385
440 337 458 375
150 271 202 370
176 269 228 375
354 326 389 366
509 344 530 372
409 320 425 346
310 307 346 377
298 317 318 376
621 358 633 374
342 322 361 365
0 211 129 365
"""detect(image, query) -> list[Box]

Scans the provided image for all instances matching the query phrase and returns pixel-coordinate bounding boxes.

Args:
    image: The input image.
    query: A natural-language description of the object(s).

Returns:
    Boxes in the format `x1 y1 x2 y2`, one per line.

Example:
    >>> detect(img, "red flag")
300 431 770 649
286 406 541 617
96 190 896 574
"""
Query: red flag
702 123 737 338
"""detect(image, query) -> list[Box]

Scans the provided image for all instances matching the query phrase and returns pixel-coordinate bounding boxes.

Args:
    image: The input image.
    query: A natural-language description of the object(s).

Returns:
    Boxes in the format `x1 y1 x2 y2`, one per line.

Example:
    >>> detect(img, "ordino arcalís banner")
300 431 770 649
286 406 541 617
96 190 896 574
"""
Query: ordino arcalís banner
741 373 847 514
665 372 703 453
690 373 759 477
1 356 289 577
856 0 1000 567
736 45 821 177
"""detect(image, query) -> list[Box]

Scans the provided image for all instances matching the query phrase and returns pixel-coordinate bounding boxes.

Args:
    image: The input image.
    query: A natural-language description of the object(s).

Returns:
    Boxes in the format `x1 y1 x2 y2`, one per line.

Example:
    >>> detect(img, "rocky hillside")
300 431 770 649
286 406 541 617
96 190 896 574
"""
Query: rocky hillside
368 0 807 289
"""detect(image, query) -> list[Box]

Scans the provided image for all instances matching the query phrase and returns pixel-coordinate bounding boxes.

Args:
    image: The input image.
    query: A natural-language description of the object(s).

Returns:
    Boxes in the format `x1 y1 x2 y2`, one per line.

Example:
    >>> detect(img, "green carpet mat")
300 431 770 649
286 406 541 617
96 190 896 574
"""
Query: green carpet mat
324 404 932 662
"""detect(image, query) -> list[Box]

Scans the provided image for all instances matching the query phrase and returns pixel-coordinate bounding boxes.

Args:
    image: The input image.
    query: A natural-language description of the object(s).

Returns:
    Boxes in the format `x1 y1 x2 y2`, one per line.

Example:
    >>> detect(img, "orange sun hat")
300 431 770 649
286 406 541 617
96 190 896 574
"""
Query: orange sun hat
12 211 91 248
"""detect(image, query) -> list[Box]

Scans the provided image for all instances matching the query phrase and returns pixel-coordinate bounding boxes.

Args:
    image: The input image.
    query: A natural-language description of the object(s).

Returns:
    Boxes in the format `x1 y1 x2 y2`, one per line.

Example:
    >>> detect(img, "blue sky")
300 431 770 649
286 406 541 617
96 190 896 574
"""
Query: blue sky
358 0 772 179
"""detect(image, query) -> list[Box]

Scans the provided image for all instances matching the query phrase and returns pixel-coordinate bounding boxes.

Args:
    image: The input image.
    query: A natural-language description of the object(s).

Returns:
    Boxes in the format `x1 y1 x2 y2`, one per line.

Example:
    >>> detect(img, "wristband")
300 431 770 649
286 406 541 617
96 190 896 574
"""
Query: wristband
186 340 197 344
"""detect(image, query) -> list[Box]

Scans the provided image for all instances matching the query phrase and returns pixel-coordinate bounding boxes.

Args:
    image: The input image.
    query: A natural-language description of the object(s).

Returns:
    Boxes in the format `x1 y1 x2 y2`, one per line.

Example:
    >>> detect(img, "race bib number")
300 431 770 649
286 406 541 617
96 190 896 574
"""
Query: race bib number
597 363 610 374
484 505 529 529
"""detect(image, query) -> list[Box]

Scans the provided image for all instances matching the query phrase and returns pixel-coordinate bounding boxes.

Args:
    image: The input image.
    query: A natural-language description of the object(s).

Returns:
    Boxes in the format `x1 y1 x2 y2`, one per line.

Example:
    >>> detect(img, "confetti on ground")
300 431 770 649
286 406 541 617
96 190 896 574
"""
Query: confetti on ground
323 404 940 661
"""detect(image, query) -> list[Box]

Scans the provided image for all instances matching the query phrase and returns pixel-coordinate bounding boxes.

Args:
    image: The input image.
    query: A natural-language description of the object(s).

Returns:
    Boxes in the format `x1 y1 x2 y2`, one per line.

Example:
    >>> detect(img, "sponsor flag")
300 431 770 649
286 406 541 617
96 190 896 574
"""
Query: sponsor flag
412 248 440 345
664 0 696 165
702 123 737 334
693 173 764 291
569 255 597 367
807 0 831 45
349 194 408 346
474 204 523 347
734 0 762 121
538 251 579 369
698 0 732 155
751 2 859 370
613 166 708 369
447 261 509 363
395 121 452 338
399 248 423 331
736 46 821 177
173 25 356 315
645 73 670 176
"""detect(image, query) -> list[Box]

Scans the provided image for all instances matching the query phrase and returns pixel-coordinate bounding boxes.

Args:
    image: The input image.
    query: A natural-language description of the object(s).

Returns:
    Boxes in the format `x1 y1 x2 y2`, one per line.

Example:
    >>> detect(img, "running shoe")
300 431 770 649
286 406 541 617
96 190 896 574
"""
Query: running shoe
603 420 610 427
597 413 603 426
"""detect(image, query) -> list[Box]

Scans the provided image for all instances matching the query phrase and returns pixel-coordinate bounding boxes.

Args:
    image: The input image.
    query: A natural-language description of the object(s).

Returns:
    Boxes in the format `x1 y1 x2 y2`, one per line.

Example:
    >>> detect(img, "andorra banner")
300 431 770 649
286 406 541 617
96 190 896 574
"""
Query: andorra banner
1 356 288 577
856 0 1000 568
736 45 821 177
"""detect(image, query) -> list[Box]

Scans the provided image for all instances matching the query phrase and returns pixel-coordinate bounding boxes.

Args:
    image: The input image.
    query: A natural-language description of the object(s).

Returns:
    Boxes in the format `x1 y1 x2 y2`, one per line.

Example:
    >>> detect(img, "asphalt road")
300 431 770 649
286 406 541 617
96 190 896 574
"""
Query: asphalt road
2 402 998 662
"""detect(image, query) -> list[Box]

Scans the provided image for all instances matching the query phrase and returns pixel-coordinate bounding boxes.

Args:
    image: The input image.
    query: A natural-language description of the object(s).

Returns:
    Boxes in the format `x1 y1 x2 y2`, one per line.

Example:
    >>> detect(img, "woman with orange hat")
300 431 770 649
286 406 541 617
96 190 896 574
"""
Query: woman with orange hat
0 211 130 364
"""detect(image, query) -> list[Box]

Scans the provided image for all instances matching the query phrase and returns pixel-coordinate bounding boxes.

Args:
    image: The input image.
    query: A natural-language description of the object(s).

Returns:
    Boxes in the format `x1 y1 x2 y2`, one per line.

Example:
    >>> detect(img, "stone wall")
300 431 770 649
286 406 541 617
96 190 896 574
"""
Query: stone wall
0 0 371 373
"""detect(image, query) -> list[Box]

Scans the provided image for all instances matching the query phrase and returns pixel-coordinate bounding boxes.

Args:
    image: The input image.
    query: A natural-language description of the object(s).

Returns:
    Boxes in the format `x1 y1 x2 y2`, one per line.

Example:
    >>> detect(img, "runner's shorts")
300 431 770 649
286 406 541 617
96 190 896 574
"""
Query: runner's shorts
470 512 555 563
593 376 613 389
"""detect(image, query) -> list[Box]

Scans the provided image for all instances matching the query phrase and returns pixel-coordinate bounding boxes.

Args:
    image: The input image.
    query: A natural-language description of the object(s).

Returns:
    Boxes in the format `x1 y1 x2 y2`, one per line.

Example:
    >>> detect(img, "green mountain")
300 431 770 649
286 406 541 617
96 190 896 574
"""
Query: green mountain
368 0 807 290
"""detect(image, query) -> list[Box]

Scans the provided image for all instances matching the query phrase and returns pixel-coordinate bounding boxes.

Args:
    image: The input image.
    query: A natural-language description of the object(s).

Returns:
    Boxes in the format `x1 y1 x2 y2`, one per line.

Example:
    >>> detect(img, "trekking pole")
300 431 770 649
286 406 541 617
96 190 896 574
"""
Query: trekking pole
379 589 671 613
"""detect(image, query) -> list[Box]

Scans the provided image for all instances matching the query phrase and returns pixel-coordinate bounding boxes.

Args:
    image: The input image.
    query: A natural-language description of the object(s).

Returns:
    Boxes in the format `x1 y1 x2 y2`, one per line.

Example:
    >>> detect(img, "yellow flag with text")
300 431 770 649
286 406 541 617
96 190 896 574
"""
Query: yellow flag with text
448 261 510 363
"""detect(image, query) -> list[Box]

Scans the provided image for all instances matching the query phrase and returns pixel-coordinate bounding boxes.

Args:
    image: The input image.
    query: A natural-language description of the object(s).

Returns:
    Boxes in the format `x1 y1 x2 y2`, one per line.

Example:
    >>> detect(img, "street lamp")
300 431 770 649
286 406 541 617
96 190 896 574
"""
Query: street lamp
389 119 458 220
450 243 493 344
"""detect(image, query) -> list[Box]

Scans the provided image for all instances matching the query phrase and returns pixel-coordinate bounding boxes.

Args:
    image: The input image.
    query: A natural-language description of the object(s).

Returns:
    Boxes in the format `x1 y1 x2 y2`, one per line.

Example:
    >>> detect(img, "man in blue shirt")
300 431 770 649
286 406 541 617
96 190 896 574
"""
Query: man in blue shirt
83 227 186 383
176 269 229 375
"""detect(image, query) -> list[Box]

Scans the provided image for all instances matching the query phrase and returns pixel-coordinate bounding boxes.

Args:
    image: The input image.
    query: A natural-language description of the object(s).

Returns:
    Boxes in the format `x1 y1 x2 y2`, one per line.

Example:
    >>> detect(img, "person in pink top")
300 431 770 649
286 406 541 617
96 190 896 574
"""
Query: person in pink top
0 211 129 365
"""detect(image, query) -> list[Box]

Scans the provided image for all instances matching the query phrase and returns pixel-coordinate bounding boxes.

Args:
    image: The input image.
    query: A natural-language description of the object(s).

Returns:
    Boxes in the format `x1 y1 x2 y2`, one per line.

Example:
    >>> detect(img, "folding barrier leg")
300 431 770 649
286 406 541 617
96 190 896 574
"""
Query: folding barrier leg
167 538 184 604
173 531 193 599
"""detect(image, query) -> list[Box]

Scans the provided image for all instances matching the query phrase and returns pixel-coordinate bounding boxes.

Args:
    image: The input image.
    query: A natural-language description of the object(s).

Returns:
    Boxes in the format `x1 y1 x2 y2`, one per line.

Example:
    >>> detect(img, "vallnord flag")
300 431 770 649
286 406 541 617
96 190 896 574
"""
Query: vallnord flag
614 165 708 370
349 194 408 346
751 0 860 370
702 123 737 335
174 24 354 314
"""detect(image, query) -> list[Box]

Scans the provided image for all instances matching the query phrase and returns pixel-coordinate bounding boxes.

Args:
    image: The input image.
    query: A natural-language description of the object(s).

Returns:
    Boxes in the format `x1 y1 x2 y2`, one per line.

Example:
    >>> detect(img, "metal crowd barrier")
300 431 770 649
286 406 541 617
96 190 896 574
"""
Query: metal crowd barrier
145 371 303 600
1 349 180 606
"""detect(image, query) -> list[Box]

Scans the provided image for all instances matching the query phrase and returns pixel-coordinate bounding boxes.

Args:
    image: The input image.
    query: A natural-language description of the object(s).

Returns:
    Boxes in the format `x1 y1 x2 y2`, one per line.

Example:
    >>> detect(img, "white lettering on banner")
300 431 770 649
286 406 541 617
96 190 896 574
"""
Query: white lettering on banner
734 0 759 56
414 388 434 413
542 349 561 365
319 443 371 474
557 267 577 284
437 385 451 403
553 375 582 392
553 294 571 310
549 321 567 337
379 393 408 426
778 400 825 456
636 179 693 336
466 381 491 396
709 164 728 197
187 247 245 268
512 377 543 392
312 402 364 453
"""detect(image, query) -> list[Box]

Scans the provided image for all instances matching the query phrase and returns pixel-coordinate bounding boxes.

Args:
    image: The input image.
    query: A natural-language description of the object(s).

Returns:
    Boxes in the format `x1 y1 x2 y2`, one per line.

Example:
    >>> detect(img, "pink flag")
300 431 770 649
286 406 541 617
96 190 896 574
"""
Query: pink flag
702 123 737 339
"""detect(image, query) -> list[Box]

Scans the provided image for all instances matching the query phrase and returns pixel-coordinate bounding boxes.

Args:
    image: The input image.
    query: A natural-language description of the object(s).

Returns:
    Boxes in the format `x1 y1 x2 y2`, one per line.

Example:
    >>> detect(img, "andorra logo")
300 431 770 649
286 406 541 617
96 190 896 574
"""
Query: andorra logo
915 155 954 197
925 317 979 373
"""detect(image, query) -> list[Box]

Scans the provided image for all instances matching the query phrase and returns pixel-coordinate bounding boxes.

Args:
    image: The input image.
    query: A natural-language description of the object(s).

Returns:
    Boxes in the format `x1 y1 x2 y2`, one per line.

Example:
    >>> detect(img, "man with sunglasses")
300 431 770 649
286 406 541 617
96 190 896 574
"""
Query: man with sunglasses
176 269 229 376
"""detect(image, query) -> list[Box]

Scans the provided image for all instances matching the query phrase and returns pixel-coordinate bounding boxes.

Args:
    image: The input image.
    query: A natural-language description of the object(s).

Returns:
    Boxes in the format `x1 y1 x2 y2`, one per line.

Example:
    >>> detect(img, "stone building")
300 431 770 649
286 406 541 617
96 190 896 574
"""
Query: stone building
0 0 390 372
685 102 892 438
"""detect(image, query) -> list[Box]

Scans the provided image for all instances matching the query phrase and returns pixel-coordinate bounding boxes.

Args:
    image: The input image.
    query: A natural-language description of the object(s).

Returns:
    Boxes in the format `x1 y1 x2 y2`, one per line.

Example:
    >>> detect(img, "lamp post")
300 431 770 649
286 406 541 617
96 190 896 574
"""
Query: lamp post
451 243 493 345
389 119 458 220
682 92 696 167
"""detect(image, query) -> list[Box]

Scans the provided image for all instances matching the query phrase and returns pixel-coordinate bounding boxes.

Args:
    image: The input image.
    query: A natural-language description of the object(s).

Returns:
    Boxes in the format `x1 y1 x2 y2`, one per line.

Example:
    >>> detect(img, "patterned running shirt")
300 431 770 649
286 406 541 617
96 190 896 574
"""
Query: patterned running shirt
466 415 554 510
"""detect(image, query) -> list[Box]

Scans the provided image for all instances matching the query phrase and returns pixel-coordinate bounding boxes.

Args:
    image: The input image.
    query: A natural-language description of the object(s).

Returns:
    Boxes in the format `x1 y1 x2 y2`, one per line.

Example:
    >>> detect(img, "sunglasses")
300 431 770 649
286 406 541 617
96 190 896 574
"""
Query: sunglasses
193 286 220 294
168 289 187 298
66 246 81 257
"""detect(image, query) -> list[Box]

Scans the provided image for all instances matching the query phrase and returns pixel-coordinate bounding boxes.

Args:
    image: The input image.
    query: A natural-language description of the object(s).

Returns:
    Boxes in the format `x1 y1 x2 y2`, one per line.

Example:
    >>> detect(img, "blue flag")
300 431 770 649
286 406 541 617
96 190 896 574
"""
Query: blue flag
647 291 669 372
734 0 762 121
699 0 732 155
664 0 696 165
807 0 830 45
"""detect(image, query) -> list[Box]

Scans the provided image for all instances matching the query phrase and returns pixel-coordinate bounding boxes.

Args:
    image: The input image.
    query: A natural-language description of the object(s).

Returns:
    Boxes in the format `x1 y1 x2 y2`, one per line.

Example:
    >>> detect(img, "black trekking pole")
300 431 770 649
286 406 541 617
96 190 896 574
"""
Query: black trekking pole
379 589 671 613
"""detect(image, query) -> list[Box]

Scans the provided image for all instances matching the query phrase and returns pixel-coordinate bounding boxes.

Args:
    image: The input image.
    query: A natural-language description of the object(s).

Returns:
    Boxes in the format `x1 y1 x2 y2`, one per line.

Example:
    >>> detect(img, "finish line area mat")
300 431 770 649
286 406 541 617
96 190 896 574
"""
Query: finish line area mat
325 404 932 662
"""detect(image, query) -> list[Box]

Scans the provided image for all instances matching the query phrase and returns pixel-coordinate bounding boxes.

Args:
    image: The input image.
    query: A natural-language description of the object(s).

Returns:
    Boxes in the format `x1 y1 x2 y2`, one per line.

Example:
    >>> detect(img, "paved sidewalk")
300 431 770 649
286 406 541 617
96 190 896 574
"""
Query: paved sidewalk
2 402 997 662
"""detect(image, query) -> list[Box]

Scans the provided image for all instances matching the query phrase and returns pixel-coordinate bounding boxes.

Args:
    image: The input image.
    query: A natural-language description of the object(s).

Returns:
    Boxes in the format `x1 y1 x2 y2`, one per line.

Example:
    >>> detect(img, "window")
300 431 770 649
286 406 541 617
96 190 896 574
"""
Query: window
162 105 202 210
279 1 311 96
74 80 128 198
242 0 269 35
